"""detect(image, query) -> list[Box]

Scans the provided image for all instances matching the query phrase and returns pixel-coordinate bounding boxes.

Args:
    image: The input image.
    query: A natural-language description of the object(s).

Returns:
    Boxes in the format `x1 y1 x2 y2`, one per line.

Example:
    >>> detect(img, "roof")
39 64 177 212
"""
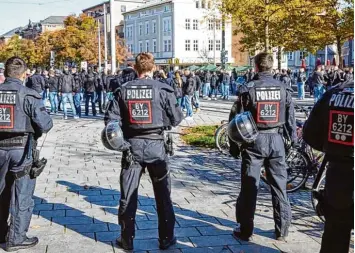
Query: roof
0 27 21 38
123 0 172 14
82 0 145 12
40 16 66 25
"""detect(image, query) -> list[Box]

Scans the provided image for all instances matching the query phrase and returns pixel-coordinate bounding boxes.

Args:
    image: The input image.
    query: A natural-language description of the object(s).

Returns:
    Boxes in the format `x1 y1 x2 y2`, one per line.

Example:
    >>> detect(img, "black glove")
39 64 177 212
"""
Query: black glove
122 150 134 169
229 141 241 159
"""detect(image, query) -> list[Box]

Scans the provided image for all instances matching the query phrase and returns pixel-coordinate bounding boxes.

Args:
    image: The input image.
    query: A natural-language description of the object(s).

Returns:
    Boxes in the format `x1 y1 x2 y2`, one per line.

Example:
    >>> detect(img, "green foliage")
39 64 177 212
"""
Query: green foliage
181 125 219 148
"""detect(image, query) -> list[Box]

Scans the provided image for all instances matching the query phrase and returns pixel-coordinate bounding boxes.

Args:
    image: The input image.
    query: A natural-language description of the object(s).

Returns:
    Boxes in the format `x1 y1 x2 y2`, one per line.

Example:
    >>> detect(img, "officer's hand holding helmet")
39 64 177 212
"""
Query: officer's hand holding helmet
228 111 259 144
101 121 130 151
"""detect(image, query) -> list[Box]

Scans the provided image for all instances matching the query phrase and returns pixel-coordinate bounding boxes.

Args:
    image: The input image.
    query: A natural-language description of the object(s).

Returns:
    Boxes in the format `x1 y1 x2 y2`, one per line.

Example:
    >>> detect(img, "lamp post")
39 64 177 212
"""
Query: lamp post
110 0 117 73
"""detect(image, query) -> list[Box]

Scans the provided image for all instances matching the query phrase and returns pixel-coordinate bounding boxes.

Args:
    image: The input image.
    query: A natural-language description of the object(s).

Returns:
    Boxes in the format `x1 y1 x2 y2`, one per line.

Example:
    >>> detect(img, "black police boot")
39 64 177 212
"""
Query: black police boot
116 236 133 250
5 237 39 252
159 236 177 250
232 227 253 242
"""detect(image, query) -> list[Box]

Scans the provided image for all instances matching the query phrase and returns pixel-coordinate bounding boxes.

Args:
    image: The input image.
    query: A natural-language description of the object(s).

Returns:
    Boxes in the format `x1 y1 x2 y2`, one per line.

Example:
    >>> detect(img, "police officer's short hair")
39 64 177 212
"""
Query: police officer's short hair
254 52 273 72
4 56 27 78
135 52 155 74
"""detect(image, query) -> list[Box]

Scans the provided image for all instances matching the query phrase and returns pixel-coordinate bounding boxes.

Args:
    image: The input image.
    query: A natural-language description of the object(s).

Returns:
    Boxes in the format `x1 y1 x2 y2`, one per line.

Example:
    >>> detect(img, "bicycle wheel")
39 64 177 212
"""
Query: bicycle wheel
215 123 230 155
311 175 326 222
285 148 310 193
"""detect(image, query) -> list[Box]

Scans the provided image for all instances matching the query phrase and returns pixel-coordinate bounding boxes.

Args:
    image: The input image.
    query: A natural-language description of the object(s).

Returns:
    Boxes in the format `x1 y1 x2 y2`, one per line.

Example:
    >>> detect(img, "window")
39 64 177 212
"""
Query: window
163 18 171 32
196 0 199 8
202 0 206 8
215 20 221 30
152 21 156 33
139 23 143 35
208 1 211 9
146 40 149 51
121 5 126 12
185 19 191 30
185 40 191 51
168 40 172 51
193 19 198 30
126 26 133 38
300 51 305 59
164 5 170 12
163 40 172 52
208 20 213 30
193 40 198 51
287 52 293 60
139 41 143 52
216 40 221 51
145 22 149 34
208 40 213 51
127 44 132 53
153 40 157 52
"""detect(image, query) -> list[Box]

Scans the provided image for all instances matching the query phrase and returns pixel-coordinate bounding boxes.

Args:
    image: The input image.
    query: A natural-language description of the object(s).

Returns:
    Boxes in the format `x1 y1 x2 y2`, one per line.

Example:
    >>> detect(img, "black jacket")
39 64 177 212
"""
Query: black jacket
59 71 75 93
312 71 326 86
47 76 59 92
26 74 45 94
182 75 195 96
194 75 202 91
84 72 97 93
297 72 307 83
172 78 183 98
121 67 137 84
72 73 82 93
280 74 291 87
211 74 218 87
332 70 344 86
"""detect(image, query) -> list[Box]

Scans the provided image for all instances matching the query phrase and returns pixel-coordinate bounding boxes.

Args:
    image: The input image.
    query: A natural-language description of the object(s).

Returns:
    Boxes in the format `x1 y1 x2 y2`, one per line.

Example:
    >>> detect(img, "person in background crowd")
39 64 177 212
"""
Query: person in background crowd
104 70 114 105
121 62 137 84
280 69 291 87
109 69 122 93
26 67 45 104
93 66 104 114
344 67 354 81
332 66 344 86
83 67 97 117
222 71 231 100
59 65 78 120
101 70 108 109
0 65 5 84
47 69 59 114
231 68 238 95
172 71 183 108
55 69 63 111
156 69 173 86
297 68 307 100
203 71 211 99
72 66 82 118
209 71 218 100
273 69 281 81
312 65 327 102
182 69 195 120
192 71 201 113
42 70 49 105
324 67 333 89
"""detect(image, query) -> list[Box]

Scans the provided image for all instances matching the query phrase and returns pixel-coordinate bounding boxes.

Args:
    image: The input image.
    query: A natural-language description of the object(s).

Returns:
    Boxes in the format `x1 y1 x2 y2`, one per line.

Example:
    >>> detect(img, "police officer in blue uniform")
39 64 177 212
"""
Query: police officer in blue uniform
105 53 183 250
0 57 53 252
229 52 296 241
303 79 354 253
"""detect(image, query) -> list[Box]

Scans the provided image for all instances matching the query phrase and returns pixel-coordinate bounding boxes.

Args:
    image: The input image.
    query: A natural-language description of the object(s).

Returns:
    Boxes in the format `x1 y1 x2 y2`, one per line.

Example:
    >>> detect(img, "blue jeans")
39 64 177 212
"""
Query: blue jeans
231 81 237 95
297 82 305 99
49 92 58 113
73 93 82 117
184 95 193 117
203 83 210 97
193 91 200 109
223 85 230 99
177 98 182 110
209 87 217 98
85 92 97 116
61 93 77 117
314 84 325 103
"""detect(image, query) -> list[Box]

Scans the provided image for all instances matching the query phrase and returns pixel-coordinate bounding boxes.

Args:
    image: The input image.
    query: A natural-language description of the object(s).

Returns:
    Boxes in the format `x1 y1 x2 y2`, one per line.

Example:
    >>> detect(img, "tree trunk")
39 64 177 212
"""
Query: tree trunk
336 36 343 68
264 21 269 52
277 46 282 70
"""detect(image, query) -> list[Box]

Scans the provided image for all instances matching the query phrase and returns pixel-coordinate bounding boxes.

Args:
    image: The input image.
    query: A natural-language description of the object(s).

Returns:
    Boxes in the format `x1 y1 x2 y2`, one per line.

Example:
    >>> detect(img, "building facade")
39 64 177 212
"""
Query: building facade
123 0 233 66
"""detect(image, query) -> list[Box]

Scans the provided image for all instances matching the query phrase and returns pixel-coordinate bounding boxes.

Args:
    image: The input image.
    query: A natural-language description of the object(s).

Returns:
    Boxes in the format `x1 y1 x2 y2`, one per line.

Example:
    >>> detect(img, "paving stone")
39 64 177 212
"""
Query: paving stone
176 217 220 228
33 204 54 211
39 210 65 218
181 246 231 253
228 244 281 253
66 223 109 233
189 235 241 247
52 216 93 225
133 237 193 251
96 231 120 242
196 225 232 236
274 242 321 253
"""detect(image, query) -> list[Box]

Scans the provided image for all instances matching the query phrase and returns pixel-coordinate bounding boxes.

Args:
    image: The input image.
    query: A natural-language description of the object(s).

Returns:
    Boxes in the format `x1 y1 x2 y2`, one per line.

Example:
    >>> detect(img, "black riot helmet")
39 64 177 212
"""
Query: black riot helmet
228 111 259 144
101 121 128 151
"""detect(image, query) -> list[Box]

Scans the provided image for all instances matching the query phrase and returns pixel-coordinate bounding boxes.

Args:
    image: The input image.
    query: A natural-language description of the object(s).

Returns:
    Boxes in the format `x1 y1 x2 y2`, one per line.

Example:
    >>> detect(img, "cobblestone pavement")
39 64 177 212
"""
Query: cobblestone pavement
0 97 353 253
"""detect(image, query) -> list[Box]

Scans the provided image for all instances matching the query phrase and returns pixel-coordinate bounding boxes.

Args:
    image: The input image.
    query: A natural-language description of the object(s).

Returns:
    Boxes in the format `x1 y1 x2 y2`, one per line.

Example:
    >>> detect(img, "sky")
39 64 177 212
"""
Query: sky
0 0 105 35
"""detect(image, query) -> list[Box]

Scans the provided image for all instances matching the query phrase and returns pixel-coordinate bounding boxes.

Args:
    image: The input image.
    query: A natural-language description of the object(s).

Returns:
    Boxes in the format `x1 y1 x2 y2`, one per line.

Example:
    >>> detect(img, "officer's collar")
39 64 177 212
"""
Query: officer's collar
5 77 23 84
258 72 273 78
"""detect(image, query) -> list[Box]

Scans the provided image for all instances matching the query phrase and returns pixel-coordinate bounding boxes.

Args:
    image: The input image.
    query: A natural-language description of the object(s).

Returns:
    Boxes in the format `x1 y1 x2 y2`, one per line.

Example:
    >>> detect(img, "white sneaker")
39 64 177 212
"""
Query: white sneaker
207 97 212 101
74 116 79 119
64 115 68 120
185 116 194 121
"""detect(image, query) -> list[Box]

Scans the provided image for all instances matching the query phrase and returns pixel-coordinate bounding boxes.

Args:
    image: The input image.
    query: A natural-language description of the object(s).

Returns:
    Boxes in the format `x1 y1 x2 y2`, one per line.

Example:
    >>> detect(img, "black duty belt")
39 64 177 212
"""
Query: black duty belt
130 133 165 140
0 135 28 148
258 128 280 133
11 165 32 180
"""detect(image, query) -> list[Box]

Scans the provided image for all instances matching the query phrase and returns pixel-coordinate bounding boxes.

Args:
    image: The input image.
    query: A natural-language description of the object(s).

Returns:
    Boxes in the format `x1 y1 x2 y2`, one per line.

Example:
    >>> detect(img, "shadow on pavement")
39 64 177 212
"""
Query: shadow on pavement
27 180 282 252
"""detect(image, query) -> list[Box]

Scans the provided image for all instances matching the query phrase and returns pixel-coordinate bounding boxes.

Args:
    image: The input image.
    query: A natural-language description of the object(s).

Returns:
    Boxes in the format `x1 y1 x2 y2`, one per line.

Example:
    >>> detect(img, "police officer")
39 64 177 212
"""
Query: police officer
105 52 183 250
0 57 53 251
229 52 296 241
303 79 354 253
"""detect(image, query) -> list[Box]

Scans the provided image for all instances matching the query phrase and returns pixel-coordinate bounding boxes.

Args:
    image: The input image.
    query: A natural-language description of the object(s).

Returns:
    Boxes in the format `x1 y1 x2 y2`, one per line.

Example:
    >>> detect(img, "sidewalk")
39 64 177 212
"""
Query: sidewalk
2 116 352 253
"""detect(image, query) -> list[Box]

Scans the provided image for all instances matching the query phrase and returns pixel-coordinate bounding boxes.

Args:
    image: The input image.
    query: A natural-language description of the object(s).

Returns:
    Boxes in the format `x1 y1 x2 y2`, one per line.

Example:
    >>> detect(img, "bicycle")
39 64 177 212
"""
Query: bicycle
311 158 327 222
215 120 230 155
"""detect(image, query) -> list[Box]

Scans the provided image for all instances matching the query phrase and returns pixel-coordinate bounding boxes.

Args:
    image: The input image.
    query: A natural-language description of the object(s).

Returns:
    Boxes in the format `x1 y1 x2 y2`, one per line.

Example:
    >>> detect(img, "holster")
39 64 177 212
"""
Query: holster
29 137 47 179
164 132 174 156
122 149 134 168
